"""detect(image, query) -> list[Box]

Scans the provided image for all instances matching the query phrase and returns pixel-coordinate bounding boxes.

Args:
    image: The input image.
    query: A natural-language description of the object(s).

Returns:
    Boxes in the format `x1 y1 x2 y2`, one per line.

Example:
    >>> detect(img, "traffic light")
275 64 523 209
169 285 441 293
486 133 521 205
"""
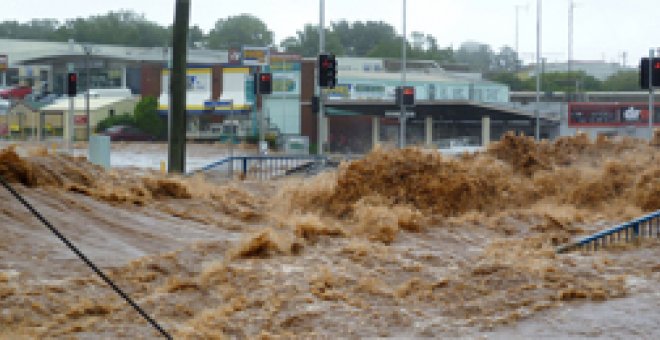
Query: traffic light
640 57 660 89
67 72 77 97
257 72 272 95
395 86 415 106
318 53 337 88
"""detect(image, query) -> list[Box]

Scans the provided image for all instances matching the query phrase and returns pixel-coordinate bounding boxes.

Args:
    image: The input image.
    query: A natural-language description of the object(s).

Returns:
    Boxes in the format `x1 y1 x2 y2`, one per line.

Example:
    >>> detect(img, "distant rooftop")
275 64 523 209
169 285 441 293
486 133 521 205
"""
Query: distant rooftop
1 38 228 66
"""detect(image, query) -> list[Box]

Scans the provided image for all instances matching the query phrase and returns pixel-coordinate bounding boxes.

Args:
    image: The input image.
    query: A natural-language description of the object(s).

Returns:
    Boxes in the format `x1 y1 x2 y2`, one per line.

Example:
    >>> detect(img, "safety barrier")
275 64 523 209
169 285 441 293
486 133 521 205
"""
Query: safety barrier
191 155 328 180
557 210 660 253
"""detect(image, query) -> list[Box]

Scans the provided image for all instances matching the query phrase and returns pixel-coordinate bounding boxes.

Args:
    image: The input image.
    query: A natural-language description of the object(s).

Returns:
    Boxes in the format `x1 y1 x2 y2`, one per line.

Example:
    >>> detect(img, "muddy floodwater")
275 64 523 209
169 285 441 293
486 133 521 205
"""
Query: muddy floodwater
1 133 659 339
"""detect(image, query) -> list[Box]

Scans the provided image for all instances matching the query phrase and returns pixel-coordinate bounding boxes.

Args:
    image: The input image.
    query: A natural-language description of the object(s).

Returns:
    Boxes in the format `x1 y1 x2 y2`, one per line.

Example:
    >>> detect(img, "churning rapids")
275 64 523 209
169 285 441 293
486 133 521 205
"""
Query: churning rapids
1 132 659 338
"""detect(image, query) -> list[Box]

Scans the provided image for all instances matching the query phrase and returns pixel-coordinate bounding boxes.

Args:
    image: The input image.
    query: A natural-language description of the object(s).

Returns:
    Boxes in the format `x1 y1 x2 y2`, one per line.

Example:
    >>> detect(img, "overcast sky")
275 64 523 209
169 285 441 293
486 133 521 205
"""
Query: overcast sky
3 0 659 65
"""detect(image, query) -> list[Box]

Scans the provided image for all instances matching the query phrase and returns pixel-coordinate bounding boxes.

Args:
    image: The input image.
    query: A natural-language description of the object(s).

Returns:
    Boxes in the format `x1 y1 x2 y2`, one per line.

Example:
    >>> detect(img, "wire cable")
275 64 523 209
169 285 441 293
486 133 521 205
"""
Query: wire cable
0 175 172 339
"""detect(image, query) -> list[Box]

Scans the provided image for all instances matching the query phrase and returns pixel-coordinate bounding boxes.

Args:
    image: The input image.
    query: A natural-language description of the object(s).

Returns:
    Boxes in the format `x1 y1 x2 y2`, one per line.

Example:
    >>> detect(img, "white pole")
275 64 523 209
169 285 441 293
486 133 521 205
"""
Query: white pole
535 0 542 141
400 0 407 148
568 0 574 74
650 49 655 140
515 6 520 68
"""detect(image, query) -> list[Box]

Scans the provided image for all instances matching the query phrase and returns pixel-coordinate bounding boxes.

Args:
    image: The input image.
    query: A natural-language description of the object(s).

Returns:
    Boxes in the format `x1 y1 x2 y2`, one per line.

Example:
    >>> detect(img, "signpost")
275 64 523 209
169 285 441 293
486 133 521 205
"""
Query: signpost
66 63 75 152
650 49 655 140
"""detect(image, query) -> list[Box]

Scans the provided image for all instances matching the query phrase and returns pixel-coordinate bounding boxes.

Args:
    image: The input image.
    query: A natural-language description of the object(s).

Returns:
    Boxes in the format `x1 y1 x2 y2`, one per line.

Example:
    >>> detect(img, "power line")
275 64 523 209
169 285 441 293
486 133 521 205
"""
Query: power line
0 175 172 339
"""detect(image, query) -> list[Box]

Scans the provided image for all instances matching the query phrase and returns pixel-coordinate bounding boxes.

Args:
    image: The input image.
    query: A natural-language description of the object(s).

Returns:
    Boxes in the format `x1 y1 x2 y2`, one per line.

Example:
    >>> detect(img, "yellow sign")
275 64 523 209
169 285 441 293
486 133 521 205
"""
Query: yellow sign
10 124 19 132
242 47 269 66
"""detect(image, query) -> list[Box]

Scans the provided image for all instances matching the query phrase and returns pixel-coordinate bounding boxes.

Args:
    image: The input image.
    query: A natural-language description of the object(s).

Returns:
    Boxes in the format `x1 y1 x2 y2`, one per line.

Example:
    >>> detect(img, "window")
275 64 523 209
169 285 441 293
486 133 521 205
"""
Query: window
452 88 466 100
486 89 499 102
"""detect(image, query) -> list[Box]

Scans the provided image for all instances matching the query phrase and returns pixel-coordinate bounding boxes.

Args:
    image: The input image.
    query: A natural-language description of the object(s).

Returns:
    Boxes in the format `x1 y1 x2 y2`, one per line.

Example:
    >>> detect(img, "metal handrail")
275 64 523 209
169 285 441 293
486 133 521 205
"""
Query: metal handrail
557 210 660 253
190 155 328 180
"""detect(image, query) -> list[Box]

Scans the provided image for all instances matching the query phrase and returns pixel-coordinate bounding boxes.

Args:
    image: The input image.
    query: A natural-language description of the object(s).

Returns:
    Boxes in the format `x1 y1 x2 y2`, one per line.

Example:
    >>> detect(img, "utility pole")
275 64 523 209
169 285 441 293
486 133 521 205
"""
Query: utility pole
568 0 574 74
168 0 189 173
515 4 528 71
535 0 542 141
84 45 91 141
399 0 407 148
318 0 325 155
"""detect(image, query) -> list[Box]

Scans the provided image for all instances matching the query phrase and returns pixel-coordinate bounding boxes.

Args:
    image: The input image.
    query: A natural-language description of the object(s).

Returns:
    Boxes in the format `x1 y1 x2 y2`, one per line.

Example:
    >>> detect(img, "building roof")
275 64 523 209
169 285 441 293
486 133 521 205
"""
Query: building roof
41 95 135 112
1 39 228 66
338 69 499 86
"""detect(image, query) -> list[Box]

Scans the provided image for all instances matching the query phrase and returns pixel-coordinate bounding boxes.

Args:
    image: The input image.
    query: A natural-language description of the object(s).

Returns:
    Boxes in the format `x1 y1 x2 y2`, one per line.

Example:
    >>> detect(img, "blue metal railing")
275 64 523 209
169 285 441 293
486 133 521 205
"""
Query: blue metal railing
190 155 328 180
557 210 660 253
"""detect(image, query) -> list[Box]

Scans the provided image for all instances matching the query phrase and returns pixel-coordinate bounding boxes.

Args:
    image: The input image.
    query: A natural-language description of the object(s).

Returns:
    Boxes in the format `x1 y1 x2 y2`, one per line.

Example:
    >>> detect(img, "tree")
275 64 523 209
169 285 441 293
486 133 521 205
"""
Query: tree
207 14 272 50
521 71 601 92
602 70 640 91
492 46 520 72
188 25 205 48
454 41 495 72
485 72 527 91
280 24 344 57
96 97 165 138
133 96 165 138
406 31 454 63
0 11 171 47
366 37 405 58
332 20 397 57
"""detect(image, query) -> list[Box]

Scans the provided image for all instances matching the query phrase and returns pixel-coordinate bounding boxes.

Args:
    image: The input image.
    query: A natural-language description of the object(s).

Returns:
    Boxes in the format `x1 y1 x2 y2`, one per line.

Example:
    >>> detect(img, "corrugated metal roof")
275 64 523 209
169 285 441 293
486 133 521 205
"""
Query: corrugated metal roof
1 39 228 66
338 70 498 85
41 96 135 111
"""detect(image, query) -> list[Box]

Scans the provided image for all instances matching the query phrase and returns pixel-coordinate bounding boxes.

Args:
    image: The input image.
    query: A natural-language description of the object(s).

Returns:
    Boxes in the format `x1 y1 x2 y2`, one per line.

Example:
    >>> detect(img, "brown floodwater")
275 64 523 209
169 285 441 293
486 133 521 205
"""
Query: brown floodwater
0 134 659 339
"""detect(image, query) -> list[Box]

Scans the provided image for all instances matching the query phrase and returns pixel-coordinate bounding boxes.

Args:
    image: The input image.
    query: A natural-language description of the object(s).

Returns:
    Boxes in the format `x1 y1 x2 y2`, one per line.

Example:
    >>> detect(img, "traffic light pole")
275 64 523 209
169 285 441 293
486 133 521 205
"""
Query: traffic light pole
399 0 407 149
318 0 326 155
650 49 655 140
68 96 74 153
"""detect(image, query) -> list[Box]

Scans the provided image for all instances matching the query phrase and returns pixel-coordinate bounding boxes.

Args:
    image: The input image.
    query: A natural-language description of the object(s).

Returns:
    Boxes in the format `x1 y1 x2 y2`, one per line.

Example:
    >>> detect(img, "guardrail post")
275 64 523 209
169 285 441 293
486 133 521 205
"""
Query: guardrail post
242 158 247 178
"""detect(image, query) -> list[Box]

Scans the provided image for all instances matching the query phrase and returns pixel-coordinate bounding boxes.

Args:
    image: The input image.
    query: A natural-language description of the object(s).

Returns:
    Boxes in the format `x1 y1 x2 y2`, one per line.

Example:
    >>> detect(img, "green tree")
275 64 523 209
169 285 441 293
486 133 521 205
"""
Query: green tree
60 11 170 47
454 41 495 72
0 11 176 47
602 70 640 91
366 37 406 58
96 97 164 138
133 96 165 138
492 46 520 72
524 71 602 92
207 14 272 49
280 24 344 57
485 72 527 91
332 20 397 57
95 113 135 133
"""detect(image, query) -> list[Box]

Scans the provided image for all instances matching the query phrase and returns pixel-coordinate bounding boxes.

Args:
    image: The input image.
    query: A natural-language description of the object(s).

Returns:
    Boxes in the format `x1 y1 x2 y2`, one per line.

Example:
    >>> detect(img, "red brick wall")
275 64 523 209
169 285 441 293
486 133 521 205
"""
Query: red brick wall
300 60 316 144
140 63 162 98
212 66 223 100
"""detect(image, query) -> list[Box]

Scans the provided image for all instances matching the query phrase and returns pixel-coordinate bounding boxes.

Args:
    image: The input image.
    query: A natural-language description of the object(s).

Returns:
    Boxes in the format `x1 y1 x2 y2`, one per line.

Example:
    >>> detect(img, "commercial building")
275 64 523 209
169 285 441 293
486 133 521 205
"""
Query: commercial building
4 38 559 150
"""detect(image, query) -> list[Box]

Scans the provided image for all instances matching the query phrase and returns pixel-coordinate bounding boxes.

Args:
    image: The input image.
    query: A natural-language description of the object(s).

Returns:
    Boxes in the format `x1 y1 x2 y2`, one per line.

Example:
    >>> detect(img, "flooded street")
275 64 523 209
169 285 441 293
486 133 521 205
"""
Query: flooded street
1 134 659 338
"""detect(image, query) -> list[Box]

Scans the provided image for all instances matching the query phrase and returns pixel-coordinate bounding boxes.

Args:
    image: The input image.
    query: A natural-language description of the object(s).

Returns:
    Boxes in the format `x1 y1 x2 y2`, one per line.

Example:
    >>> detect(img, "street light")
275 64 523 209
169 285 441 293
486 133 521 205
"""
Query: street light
515 3 529 71
535 0 542 141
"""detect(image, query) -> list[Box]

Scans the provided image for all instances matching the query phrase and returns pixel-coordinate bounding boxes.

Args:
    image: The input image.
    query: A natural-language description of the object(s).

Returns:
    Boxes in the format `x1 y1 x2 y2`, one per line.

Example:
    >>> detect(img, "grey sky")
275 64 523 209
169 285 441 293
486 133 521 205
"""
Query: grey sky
3 0 658 65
